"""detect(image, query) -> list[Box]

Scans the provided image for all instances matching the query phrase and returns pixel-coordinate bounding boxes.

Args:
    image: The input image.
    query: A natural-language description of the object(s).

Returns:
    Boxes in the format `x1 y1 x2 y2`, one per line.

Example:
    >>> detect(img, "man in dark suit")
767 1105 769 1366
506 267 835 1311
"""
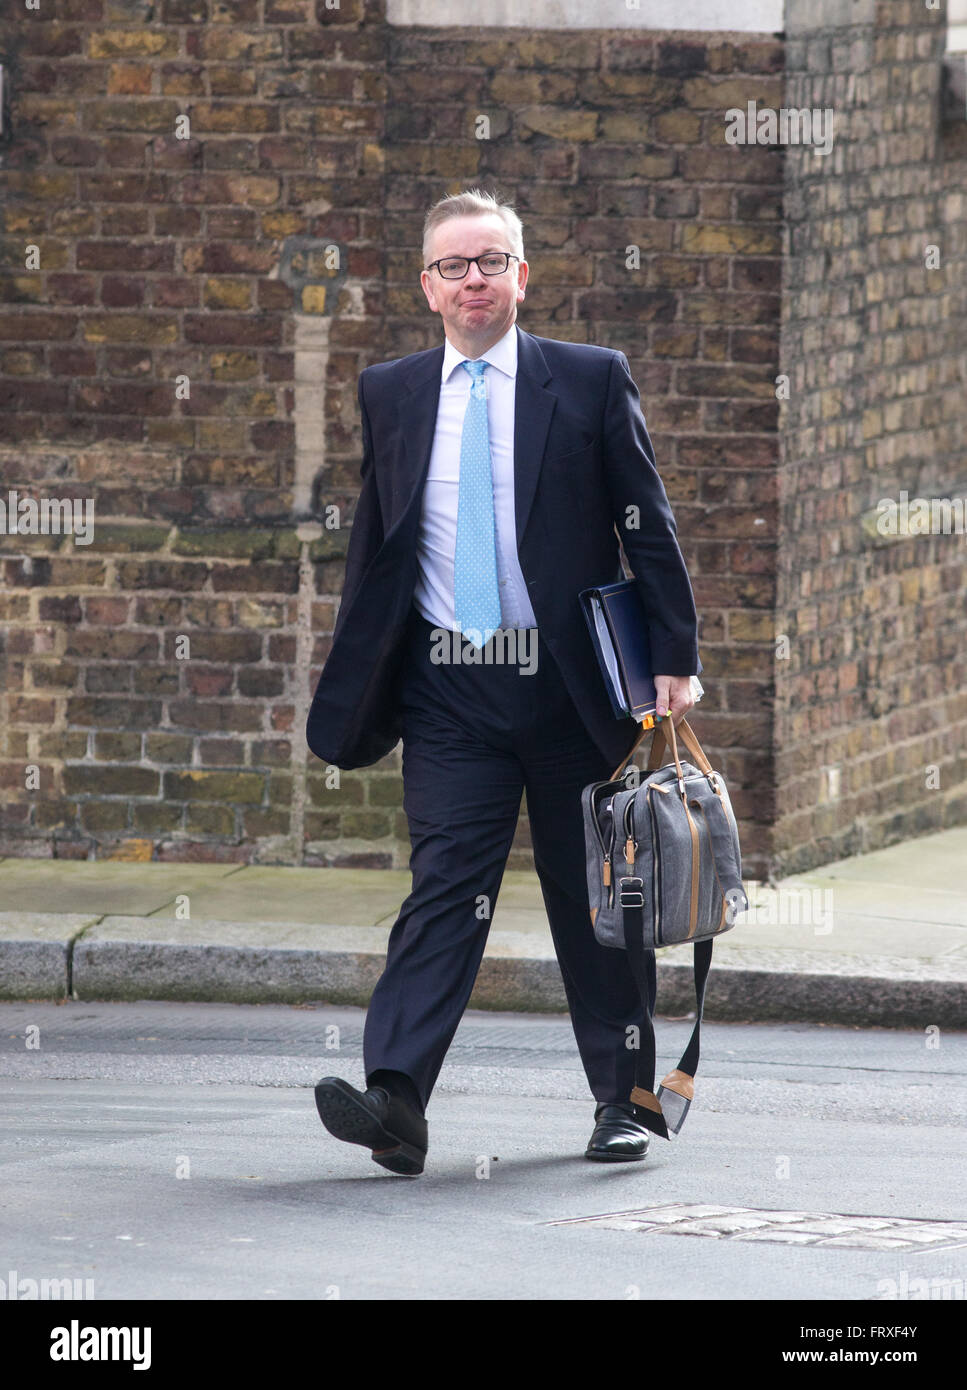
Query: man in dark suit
308 188 698 1176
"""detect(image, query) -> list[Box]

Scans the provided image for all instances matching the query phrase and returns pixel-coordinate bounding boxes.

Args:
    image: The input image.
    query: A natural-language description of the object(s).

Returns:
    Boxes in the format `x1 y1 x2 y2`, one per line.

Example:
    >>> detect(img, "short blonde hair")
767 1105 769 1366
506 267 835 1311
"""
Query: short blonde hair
422 188 524 268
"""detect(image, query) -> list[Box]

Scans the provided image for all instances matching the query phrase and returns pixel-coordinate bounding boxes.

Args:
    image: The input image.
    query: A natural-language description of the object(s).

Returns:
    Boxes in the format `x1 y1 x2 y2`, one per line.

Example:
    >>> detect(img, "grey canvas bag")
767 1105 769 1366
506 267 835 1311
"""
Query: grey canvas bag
581 716 748 1138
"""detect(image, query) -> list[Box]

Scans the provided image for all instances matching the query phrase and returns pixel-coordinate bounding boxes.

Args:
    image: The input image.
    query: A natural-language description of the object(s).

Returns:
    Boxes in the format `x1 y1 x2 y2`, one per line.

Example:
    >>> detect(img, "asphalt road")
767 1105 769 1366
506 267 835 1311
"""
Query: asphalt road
1 1000 965 1304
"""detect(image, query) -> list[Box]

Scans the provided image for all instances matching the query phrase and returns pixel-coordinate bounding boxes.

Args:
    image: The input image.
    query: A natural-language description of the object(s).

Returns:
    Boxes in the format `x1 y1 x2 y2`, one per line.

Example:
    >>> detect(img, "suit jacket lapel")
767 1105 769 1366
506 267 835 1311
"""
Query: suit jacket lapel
512 326 557 549
394 345 444 533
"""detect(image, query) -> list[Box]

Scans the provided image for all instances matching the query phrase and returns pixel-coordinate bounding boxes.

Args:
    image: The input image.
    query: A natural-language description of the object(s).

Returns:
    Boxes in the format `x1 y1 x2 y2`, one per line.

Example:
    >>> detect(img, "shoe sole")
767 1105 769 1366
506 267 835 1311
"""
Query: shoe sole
584 1148 648 1162
314 1079 425 1177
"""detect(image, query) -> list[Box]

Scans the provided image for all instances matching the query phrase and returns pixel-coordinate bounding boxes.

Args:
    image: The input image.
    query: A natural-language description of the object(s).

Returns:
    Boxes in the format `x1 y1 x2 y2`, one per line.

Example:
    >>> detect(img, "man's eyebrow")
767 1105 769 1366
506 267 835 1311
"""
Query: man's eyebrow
435 245 506 258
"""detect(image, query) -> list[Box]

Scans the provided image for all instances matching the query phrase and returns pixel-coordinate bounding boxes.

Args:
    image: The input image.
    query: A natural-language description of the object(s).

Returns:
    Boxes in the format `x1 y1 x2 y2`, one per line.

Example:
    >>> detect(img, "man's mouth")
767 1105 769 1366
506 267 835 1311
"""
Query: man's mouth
462 299 491 308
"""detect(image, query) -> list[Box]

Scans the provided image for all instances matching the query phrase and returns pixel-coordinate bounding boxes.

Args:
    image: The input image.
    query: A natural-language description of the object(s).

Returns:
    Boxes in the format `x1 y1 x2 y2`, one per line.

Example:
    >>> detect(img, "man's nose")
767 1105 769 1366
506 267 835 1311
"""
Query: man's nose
464 261 487 287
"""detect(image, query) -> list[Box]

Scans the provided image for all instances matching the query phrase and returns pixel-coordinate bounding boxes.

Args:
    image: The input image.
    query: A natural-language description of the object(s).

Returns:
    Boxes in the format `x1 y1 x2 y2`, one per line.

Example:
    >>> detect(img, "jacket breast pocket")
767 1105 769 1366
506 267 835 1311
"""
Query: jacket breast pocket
544 439 595 465
542 441 600 502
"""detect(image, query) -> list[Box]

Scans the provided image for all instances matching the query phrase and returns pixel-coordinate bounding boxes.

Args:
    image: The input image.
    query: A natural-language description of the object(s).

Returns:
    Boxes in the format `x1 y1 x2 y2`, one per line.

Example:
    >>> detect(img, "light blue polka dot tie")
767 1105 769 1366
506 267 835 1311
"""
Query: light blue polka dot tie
453 359 502 647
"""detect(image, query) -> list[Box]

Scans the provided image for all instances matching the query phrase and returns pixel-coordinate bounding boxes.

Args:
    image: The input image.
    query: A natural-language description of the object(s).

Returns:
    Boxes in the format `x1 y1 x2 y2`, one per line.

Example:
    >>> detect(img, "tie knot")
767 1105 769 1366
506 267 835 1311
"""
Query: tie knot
461 359 488 380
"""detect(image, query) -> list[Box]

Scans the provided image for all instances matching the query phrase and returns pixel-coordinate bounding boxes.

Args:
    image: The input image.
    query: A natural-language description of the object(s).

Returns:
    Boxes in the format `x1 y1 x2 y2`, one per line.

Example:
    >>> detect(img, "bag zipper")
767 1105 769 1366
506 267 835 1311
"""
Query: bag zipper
592 785 618 908
622 794 637 869
648 788 662 946
606 793 620 907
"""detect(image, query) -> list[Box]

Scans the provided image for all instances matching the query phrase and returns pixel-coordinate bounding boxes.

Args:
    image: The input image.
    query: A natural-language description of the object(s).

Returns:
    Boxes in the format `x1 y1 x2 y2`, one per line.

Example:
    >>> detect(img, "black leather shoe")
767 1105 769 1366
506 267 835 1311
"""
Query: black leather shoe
585 1102 651 1162
314 1076 428 1176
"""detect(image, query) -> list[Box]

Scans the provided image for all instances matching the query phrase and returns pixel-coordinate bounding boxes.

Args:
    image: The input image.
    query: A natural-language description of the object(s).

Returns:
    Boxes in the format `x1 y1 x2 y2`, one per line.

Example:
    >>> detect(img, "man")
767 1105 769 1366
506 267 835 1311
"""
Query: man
307 188 699 1176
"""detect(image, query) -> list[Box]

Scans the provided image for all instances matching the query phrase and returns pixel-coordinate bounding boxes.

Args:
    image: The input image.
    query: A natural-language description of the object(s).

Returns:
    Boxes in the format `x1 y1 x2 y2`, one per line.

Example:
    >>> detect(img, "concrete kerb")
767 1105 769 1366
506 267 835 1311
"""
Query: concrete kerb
2 911 965 1026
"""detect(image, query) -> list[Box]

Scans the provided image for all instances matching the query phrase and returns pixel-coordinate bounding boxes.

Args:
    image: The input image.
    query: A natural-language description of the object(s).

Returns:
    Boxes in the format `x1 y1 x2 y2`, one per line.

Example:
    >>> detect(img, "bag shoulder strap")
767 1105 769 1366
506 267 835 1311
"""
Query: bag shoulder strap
623 901 713 1141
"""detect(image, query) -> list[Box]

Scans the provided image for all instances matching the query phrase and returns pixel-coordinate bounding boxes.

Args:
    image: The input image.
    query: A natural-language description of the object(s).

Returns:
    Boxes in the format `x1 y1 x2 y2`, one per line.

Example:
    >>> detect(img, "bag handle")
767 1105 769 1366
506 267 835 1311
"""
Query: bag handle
609 714 713 784
647 715 715 777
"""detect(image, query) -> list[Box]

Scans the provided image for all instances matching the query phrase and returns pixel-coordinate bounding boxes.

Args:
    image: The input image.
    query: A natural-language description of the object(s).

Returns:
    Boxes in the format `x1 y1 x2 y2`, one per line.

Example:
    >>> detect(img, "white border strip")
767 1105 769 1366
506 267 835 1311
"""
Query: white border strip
387 0 783 33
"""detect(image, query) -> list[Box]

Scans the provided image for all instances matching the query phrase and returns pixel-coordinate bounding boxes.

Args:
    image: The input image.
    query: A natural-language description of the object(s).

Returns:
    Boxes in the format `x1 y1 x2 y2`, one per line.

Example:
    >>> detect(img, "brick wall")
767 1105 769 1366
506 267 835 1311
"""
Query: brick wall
774 0 967 872
1 0 396 865
1 0 962 877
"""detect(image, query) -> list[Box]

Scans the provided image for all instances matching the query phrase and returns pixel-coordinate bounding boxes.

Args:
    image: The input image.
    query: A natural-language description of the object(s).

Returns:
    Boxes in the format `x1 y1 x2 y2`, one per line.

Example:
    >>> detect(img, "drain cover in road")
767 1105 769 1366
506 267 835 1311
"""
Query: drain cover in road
547 1204 967 1251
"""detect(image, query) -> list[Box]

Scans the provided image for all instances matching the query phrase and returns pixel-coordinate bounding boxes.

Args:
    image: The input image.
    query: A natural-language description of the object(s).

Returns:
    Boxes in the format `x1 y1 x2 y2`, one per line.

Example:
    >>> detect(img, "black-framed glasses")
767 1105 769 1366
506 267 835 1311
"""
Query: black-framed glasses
426 252 520 280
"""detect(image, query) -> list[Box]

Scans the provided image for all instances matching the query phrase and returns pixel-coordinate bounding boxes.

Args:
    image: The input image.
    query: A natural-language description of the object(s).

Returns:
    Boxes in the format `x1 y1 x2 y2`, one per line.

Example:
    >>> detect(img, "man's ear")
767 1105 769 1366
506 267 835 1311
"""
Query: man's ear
420 272 440 314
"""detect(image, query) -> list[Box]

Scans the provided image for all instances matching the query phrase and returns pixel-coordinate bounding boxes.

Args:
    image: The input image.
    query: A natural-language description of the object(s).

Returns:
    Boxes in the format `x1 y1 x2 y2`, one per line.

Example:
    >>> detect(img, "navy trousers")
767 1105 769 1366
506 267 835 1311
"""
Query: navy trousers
363 603 650 1112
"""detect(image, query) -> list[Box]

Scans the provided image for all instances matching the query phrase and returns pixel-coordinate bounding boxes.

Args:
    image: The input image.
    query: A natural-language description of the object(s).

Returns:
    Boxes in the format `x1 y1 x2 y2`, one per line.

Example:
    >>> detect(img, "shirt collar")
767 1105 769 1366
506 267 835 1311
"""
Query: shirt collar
442 322 518 383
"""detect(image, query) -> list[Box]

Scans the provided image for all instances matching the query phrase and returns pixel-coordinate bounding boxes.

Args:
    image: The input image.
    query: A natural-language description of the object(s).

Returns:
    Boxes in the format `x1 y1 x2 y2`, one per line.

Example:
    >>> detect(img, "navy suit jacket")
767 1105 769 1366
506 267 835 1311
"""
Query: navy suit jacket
306 325 699 771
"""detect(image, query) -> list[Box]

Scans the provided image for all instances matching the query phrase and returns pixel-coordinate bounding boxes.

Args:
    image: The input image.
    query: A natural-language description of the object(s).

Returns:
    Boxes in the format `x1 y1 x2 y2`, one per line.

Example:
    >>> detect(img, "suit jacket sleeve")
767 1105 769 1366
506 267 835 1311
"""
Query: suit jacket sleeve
330 371 386 645
601 350 699 676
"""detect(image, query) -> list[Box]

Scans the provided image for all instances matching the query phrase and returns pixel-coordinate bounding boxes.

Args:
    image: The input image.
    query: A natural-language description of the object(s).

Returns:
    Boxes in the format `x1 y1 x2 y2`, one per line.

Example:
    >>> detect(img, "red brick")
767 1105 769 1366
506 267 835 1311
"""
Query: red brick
175 384 231 415
167 701 262 733
204 209 258 238
8 697 57 723
212 0 260 20
211 560 297 593
84 597 131 624
190 103 280 134
47 274 98 306
152 276 201 307
161 63 206 97
92 418 145 442
2 348 45 375
201 140 259 172
0 312 77 341
81 174 168 203
50 136 102 166
82 314 178 345
257 137 310 170
101 277 145 308
19 25 83 59
153 207 203 238
182 242 277 276
150 137 204 171
0 381 72 413
74 383 172 416
77 241 175 272
184 313 282 345
264 0 310 17
106 64 154 97
99 136 152 168
257 280 293 310
162 0 208 20
101 347 154 376
186 667 235 697
84 99 183 133
209 65 259 97
249 420 294 452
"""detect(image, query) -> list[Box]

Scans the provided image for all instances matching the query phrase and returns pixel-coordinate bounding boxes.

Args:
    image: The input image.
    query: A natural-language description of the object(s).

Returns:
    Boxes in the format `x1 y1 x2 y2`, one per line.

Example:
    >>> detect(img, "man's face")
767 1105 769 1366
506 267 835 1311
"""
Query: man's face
420 214 528 350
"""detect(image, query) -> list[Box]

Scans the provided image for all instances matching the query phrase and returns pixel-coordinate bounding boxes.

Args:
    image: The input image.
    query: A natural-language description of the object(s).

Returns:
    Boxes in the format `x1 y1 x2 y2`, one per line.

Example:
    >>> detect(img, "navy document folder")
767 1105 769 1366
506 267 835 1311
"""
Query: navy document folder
579 578 704 722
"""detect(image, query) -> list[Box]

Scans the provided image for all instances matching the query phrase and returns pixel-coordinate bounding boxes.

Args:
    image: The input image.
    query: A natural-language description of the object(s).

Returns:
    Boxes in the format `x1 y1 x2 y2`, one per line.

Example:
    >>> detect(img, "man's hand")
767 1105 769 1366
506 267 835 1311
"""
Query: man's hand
654 675 695 726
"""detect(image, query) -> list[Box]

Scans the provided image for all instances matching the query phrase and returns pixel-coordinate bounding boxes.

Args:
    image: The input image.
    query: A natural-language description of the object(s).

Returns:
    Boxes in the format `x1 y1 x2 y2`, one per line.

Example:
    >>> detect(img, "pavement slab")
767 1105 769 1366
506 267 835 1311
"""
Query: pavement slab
0 859 245 918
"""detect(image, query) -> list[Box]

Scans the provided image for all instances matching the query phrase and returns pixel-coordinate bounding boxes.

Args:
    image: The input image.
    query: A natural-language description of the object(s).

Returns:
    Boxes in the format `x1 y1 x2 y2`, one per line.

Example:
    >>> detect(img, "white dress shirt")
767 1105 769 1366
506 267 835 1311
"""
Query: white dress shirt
412 322 539 633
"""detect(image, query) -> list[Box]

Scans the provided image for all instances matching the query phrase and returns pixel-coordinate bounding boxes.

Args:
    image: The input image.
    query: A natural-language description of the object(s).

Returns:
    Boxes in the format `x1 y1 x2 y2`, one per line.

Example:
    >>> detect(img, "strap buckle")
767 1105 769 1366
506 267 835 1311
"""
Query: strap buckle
618 875 644 908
